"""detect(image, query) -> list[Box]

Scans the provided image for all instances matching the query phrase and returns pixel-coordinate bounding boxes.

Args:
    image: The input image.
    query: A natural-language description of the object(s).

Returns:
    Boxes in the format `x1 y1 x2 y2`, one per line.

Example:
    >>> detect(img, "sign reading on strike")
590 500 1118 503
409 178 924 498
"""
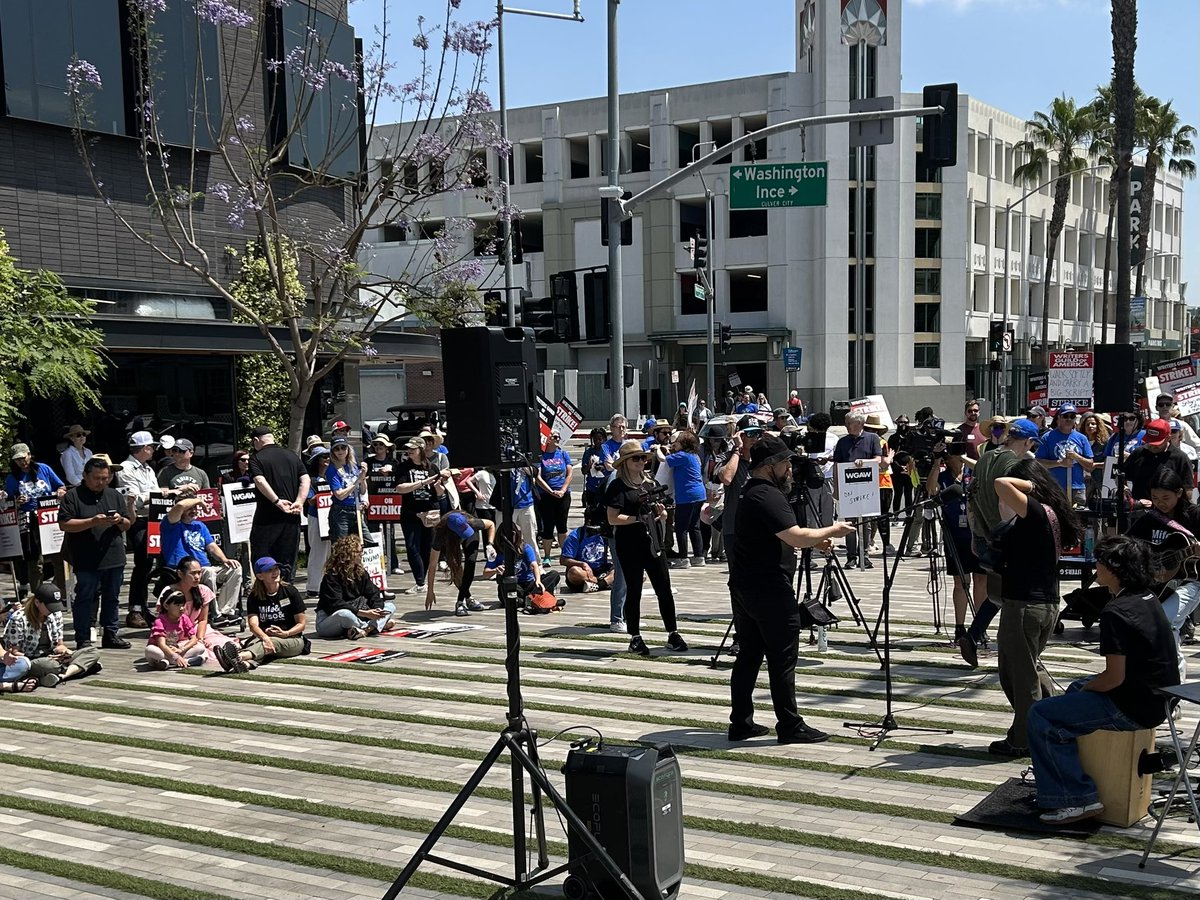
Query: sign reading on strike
1028 371 1048 405
849 394 892 429
368 493 403 522
1173 382 1200 418
0 501 21 560
1047 351 1093 410
315 479 333 539
37 498 65 556
551 396 583 444
1154 355 1200 390
836 462 880 519
144 493 175 556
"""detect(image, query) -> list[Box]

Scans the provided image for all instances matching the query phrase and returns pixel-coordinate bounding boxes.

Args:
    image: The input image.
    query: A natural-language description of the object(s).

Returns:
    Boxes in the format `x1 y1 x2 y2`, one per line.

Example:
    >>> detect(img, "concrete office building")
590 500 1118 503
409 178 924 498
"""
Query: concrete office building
364 0 1185 420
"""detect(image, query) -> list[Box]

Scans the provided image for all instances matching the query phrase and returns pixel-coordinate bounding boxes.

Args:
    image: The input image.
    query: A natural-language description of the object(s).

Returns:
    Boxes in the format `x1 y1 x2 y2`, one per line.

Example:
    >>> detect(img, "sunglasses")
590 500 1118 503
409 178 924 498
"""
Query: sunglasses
1060 414 1077 420
170 447 189 454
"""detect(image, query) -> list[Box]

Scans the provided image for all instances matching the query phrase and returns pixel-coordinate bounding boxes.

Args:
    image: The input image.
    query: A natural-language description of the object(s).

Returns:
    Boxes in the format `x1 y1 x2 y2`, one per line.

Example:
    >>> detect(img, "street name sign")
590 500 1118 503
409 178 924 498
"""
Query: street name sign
730 161 828 209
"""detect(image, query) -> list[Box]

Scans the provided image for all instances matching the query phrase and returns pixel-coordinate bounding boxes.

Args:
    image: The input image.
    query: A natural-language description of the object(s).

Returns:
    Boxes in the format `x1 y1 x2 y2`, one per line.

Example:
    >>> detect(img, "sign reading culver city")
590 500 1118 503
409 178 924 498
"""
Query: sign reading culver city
729 161 828 209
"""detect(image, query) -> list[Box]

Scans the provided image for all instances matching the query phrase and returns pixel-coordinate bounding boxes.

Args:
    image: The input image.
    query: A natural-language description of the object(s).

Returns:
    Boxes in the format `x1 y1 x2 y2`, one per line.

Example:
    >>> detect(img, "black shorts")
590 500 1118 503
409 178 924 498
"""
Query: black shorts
944 532 981 578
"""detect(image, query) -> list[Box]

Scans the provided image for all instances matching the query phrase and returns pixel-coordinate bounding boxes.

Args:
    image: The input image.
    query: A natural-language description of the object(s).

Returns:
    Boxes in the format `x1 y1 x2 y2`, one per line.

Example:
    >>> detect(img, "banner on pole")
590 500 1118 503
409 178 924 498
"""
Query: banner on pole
1047 351 1093 410
685 379 698 429
849 395 893 429
221 483 258 544
835 462 880 518
1154 355 1200 390
366 472 403 522
535 392 556 450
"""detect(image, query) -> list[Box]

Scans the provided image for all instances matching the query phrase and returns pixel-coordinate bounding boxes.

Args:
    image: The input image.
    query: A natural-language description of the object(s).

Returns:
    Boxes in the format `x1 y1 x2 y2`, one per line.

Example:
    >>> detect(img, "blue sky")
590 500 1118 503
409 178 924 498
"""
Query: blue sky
353 0 1198 294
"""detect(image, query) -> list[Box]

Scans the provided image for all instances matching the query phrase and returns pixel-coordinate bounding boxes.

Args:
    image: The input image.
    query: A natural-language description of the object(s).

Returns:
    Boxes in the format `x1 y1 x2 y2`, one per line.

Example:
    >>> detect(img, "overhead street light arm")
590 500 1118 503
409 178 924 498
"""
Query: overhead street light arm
615 105 946 216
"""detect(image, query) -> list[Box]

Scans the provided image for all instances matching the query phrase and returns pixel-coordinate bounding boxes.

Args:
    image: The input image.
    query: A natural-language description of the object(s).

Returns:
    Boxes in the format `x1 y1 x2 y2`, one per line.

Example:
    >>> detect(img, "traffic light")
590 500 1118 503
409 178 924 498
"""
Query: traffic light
583 271 611 343
549 271 580 343
600 191 633 246
988 320 1004 355
719 323 732 353
483 290 505 327
510 218 523 265
520 294 554 342
922 83 958 168
694 235 709 270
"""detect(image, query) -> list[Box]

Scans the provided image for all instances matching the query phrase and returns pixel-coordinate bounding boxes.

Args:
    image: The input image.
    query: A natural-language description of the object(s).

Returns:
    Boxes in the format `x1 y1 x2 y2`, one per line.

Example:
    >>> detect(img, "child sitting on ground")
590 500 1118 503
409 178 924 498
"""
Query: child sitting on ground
146 590 207 669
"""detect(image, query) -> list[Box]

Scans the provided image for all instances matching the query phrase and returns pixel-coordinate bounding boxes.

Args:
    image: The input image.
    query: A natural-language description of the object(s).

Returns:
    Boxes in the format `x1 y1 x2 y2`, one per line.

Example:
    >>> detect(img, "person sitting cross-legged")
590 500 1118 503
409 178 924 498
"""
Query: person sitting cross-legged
216 557 310 673
316 536 397 638
559 505 613 593
1027 535 1180 825
145 590 207 669
2 584 101 687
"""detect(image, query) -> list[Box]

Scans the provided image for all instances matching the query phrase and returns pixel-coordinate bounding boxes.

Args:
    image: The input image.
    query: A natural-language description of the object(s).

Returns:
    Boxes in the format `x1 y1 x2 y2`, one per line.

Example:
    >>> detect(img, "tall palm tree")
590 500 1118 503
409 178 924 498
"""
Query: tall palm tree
1014 96 1096 358
1134 98 1196 294
1112 0 1137 345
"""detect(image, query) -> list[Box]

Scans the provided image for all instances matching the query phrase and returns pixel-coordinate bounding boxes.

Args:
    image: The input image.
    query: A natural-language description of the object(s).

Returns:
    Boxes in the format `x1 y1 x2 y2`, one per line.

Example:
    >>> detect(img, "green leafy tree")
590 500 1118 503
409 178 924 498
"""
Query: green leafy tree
0 230 107 441
1014 96 1096 358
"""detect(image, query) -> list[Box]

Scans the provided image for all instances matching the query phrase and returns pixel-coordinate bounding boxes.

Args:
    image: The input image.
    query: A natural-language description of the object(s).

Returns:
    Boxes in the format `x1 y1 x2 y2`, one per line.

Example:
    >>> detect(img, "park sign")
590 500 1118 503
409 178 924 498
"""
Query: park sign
730 161 828 209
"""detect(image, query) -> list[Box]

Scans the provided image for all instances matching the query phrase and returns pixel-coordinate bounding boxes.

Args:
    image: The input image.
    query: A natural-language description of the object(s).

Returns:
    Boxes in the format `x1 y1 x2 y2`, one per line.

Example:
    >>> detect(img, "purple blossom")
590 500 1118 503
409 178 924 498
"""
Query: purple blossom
412 33 429 51
443 20 495 58
131 0 167 12
66 60 102 92
412 132 449 165
197 0 253 28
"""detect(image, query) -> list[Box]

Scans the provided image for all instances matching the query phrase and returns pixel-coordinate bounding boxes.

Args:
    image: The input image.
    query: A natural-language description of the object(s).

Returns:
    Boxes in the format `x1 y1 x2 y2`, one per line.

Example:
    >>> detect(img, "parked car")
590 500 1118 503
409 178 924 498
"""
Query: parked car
160 420 235 477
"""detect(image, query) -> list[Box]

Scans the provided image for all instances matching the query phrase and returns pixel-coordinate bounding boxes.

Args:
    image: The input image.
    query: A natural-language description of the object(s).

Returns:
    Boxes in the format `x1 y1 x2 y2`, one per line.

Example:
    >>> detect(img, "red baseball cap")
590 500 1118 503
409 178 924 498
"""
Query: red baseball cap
1143 418 1171 447
331 420 350 432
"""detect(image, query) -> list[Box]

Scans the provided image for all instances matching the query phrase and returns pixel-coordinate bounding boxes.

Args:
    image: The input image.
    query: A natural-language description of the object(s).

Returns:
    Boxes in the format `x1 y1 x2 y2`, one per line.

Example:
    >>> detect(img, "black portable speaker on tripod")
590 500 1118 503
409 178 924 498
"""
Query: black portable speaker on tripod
561 743 685 900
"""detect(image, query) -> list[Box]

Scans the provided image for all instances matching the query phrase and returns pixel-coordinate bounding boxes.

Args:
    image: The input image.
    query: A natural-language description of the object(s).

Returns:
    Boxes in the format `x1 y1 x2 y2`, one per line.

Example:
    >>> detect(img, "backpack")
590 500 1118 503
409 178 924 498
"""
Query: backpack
522 588 564 614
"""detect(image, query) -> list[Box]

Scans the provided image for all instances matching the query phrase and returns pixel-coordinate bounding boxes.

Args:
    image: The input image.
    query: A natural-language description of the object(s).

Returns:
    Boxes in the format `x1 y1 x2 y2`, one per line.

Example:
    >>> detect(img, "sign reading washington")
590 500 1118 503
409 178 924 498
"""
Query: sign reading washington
730 161 829 209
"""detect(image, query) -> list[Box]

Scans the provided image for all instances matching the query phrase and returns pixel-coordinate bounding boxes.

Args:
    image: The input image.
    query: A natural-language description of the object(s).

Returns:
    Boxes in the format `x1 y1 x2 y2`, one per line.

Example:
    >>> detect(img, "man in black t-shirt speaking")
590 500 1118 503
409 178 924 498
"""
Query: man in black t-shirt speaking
728 434 854 744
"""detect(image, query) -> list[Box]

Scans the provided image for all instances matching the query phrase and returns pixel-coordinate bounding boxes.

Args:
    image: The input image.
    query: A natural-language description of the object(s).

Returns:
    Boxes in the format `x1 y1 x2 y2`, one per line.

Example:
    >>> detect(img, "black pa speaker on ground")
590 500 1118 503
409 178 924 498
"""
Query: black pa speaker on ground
829 399 852 427
1093 344 1137 413
562 742 684 900
441 326 540 469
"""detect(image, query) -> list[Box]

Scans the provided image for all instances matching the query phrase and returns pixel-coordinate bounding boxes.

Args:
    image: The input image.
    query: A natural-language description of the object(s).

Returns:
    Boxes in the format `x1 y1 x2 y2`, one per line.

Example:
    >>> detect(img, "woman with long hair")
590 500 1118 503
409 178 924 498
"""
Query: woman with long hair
664 431 706 568
1078 413 1111 507
604 441 687 656
302 445 332 598
534 430 573 565
989 458 1081 757
1126 466 1200 679
160 555 238 660
425 511 496 617
316 536 396 638
324 438 368 540
1 584 101 687
3 443 67 594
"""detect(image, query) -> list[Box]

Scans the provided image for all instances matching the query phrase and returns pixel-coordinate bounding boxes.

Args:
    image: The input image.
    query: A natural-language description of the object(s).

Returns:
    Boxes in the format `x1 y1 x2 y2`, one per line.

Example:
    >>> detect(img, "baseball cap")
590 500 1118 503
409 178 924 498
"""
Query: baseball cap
249 425 273 439
173 438 195 453
1029 406 1047 417
446 512 476 541
308 445 330 460
9 442 30 460
332 420 350 431
404 437 425 450
128 430 158 447
1144 418 1171 447
159 435 176 451
34 583 65 613
1057 403 1078 416
1171 420 1182 433
772 407 788 417
254 556 281 574
1008 419 1040 441
330 437 350 450
736 415 763 433
748 433 798 468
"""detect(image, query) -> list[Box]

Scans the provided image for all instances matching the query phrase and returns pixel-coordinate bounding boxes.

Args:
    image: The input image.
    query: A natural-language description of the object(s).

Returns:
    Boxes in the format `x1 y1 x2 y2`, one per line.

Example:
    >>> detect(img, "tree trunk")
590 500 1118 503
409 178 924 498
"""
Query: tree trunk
1134 160 1158 296
1100 186 1116 343
288 380 315 455
1041 178 1071 356
1112 0 1137 345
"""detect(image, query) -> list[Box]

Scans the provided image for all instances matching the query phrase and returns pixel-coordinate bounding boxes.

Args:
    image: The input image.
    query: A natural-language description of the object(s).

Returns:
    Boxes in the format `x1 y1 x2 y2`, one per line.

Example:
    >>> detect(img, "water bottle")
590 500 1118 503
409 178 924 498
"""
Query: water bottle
817 626 828 652
1083 523 1095 560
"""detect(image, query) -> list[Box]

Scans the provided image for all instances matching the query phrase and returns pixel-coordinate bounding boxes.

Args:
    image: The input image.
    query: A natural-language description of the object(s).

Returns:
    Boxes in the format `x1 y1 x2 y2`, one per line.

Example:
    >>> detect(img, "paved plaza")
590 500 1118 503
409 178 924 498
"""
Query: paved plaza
2 541 1200 900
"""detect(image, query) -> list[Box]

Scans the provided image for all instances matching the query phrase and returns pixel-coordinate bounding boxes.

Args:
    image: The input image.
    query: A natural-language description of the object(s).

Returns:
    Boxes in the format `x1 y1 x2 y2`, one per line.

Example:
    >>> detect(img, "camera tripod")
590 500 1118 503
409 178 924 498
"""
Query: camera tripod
385 470 645 900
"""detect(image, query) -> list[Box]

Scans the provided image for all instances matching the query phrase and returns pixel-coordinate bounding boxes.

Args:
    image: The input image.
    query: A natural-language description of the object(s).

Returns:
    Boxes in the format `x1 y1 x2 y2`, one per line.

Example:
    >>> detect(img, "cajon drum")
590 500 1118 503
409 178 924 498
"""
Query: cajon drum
1078 728 1155 827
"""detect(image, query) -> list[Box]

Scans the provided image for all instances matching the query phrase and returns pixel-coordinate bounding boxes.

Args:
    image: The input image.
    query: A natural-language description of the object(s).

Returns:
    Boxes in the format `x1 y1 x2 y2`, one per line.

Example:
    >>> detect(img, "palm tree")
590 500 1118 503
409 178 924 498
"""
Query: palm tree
1134 97 1196 294
1014 96 1096 358
1112 0 1137 345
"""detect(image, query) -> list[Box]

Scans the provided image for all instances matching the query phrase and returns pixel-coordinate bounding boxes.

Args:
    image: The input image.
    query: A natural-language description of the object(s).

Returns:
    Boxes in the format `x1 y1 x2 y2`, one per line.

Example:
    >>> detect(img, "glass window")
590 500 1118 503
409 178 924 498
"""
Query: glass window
914 342 941 368
848 265 876 333
147 2 221 148
678 200 706 243
0 0 126 134
729 270 768 313
915 148 943 184
729 210 767 239
914 268 942 295
270 3 361 178
915 227 942 258
849 187 876 257
680 273 705 316
848 339 875 396
915 194 942 220
914 303 941 333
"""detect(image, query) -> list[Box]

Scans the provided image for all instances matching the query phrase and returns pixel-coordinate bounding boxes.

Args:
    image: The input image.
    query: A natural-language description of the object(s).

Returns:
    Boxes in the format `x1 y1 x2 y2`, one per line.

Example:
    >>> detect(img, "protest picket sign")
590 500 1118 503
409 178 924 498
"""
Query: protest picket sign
1047 351 1093 410
195 488 222 522
1153 355 1200 390
551 396 583 442
144 494 175 556
685 379 698 429
1102 457 1118 494
362 542 387 591
315 478 332 539
221 483 258 544
37 497 65 556
366 472 403 522
849 395 893 429
1028 371 1048 407
535 392 555 450
835 462 880 518
1173 382 1200 418
0 500 21 560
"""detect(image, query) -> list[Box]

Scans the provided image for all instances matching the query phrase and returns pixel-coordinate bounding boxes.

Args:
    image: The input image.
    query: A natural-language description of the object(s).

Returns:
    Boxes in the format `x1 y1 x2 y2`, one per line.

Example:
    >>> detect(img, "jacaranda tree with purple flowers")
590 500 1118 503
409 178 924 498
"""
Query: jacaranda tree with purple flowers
67 0 510 450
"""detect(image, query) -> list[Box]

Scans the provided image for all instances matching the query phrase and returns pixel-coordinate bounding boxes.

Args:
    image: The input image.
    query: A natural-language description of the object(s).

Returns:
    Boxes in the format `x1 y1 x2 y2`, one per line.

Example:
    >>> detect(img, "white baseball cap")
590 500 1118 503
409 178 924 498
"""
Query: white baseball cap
128 430 158 447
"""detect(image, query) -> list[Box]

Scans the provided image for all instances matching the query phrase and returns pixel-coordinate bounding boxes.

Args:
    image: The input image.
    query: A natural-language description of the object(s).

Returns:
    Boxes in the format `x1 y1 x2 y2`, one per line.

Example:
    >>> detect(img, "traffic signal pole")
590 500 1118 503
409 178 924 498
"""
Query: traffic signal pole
703 189 716 410
606 0 624 416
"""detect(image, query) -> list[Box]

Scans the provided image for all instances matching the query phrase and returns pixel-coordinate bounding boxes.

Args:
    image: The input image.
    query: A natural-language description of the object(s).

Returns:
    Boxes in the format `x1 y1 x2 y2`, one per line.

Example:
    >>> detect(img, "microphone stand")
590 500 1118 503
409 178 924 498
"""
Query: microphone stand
842 491 956 751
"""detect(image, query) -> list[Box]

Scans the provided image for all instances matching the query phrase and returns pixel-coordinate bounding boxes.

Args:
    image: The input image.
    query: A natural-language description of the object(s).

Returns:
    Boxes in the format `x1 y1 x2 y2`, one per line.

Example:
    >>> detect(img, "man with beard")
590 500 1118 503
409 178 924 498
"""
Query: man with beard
727 434 854 744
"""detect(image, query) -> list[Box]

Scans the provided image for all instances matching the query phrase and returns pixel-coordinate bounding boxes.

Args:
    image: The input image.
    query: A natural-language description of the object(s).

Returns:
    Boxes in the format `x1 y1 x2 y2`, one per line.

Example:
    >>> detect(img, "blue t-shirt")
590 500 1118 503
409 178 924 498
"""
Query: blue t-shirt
159 516 214 567
5 463 64 513
666 451 706 504
513 543 538 584
640 437 658 452
561 526 610 573
734 402 759 414
511 469 534 509
581 447 607 493
1105 430 1144 458
1036 428 1092 492
601 438 623 467
325 463 361 509
538 448 572 493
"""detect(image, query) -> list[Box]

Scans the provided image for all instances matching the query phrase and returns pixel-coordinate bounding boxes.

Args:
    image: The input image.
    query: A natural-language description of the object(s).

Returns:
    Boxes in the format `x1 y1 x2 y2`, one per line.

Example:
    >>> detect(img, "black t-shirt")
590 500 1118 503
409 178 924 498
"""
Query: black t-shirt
1127 507 1200 545
604 477 652 551
58 485 127 571
249 445 305 524
247 584 306 631
1122 447 1194 500
999 500 1059 603
396 459 438 518
366 454 397 478
432 515 485 552
1098 590 1180 727
731 477 798 598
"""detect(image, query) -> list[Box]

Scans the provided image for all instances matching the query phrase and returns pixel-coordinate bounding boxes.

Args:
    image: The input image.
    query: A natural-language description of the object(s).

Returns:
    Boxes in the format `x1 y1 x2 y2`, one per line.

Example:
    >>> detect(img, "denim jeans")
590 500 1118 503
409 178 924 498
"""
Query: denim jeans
2 655 32 683
1027 677 1142 809
609 531 627 625
315 601 397 638
1162 581 1200 681
328 504 363 541
72 566 124 646
673 501 704 559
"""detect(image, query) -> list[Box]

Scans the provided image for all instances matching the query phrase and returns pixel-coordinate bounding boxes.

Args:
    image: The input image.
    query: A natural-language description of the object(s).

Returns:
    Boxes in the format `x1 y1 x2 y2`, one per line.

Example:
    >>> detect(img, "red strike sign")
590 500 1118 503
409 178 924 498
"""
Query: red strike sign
368 494 403 522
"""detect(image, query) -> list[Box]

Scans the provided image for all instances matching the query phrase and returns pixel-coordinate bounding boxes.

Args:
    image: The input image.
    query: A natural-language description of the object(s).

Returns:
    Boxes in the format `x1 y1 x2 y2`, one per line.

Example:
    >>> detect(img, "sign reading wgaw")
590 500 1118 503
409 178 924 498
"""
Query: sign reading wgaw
730 161 828 209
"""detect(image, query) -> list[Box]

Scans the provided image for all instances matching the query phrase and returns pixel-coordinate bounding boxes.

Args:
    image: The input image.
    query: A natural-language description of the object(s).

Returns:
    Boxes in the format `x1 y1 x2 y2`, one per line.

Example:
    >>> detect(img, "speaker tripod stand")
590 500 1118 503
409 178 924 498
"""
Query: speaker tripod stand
384 470 644 900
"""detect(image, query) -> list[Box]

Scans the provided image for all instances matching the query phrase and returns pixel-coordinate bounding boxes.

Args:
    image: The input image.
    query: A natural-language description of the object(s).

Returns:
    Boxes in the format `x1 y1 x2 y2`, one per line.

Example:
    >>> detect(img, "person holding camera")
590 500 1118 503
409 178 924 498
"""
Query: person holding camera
924 449 985 644
604 442 687 656
728 434 855 744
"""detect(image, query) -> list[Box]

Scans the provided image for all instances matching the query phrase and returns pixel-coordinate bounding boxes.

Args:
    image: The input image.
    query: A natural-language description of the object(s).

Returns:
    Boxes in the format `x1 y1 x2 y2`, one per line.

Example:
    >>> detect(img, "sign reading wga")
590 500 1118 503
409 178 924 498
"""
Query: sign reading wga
730 162 829 209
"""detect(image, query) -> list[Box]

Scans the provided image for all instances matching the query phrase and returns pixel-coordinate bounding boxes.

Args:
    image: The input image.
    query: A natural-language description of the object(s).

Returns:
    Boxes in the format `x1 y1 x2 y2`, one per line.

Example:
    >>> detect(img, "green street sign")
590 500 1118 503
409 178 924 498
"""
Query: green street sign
729 161 828 209
694 284 706 300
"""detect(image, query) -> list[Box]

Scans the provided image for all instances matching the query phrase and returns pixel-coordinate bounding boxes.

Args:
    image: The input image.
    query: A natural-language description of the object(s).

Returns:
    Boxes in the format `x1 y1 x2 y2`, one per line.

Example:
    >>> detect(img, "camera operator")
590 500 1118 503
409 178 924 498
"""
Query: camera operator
960 418 1041 666
924 447 986 644
888 415 915 515
714 416 764 652
832 411 883 568
802 413 838 528
728 434 854 744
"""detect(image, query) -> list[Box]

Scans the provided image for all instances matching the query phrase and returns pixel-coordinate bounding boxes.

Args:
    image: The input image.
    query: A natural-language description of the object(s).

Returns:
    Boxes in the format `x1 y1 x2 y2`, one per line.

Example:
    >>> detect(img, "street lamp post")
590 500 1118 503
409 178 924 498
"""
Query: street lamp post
606 0 623 416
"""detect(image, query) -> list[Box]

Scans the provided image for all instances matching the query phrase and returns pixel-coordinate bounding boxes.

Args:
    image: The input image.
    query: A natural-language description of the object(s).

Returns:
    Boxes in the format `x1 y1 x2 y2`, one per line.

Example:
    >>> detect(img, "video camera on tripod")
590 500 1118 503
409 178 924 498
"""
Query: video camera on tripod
905 416 967 478
779 429 829 492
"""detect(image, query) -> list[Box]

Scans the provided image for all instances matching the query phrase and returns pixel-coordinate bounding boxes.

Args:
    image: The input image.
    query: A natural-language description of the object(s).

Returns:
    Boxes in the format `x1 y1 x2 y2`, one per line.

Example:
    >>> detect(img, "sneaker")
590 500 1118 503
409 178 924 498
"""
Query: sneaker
1039 802 1104 825
863 559 875 569
668 557 690 569
628 635 651 656
666 631 689 652
778 724 830 744
402 583 426 595
125 611 148 629
609 620 628 634
958 634 979 668
884 544 897 555
583 582 599 593
390 566 404 576
186 656 205 667
729 640 740 656
215 642 241 673
542 556 553 566
438 561 449 572
347 627 367 640
728 723 770 741
85 661 103 677
465 598 485 611
988 738 1029 758
690 557 706 568
844 560 858 570
455 603 469 617
231 655 250 674
151 658 169 671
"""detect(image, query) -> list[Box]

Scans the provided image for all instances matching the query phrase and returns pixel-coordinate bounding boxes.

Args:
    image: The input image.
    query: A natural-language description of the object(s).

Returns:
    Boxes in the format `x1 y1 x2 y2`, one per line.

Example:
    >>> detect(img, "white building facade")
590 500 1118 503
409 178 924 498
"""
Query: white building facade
363 0 1186 420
